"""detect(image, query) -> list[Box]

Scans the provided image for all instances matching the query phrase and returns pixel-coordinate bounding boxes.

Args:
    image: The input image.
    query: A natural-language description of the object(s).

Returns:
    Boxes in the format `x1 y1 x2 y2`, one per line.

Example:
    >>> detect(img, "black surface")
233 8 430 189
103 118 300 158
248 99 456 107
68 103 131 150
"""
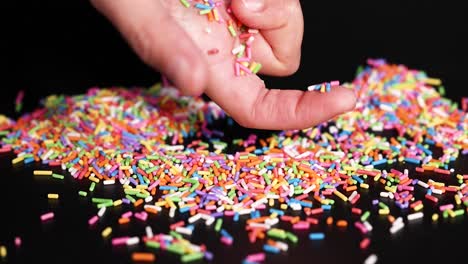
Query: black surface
2 1 468 264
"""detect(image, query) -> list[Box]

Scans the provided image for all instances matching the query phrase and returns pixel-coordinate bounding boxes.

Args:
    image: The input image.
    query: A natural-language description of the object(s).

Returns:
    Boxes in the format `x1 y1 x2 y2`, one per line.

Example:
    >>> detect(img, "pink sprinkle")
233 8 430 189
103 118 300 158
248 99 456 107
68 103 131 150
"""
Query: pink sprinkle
122 211 133 218
15 237 22 247
220 236 233 246
310 208 324 215
112 236 129 246
306 217 319 225
354 222 367 234
292 221 310 230
236 58 250 63
148 180 160 191
360 238 371 250
224 211 235 216
439 204 454 212
246 47 252 60
135 212 148 222
238 63 252 74
235 63 241 76
246 253 265 262
330 80 340 86
40 212 54 222
15 90 25 105
88 215 99 226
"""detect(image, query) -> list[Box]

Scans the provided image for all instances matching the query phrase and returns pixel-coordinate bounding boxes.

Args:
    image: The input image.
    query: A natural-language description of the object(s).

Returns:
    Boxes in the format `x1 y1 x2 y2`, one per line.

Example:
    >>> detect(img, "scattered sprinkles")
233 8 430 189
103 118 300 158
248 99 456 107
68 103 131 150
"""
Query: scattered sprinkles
0 59 467 263
307 81 340 93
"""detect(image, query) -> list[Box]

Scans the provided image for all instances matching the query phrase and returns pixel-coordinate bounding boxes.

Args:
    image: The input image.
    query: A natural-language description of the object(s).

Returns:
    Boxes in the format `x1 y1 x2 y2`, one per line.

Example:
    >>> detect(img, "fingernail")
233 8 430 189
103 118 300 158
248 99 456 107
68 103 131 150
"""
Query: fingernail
241 0 265 12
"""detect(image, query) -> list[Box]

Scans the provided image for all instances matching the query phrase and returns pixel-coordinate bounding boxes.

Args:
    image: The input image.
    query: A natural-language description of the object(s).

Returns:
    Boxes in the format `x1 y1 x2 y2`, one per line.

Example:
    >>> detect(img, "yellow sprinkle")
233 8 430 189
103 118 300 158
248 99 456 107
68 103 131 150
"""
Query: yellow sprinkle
12 156 24 165
384 185 396 193
89 176 100 183
269 198 274 207
378 209 389 215
33 170 53 176
413 204 424 212
333 190 348 202
0 245 6 259
101 227 112 238
373 173 381 182
113 199 122 206
280 204 288 210
360 183 369 189
455 194 462 205
448 209 455 218
432 213 439 222
155 201 166 207
47 193 59 199
423 78 442 86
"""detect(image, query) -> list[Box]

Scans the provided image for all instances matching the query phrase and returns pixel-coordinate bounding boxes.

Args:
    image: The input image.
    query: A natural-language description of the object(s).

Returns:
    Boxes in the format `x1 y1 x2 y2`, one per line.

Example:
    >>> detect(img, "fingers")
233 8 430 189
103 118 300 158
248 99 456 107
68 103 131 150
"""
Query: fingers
205 60 356 130
91 0 208 96
231 0 303 76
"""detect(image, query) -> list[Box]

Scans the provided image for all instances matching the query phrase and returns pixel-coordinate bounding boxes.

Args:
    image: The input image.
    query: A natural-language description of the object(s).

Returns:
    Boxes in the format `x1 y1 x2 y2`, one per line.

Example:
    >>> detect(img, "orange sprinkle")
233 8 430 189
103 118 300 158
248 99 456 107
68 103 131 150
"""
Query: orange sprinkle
132 252 155 262
118 217 130 225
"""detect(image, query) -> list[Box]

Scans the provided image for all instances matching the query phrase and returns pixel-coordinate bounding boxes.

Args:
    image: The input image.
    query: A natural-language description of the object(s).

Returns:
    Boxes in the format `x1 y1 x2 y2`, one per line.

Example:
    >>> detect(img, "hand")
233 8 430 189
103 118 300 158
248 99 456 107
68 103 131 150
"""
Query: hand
91 0 356 129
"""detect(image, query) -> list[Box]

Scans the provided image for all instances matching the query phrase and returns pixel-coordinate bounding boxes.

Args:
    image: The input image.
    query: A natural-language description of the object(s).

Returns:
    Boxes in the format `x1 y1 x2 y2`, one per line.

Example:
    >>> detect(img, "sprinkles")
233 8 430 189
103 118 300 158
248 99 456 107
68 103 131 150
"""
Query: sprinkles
0 59 467 263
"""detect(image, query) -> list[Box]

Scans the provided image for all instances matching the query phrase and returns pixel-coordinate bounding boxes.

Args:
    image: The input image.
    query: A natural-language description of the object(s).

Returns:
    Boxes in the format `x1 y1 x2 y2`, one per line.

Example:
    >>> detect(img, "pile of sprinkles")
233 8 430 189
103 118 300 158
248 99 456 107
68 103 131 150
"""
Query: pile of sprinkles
0 59 467 263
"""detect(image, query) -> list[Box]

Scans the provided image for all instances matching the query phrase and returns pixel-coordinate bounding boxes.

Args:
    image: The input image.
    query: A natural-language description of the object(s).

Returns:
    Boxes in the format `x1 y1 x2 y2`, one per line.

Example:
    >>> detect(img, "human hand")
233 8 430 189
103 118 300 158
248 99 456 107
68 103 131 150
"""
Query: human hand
91 0 356 129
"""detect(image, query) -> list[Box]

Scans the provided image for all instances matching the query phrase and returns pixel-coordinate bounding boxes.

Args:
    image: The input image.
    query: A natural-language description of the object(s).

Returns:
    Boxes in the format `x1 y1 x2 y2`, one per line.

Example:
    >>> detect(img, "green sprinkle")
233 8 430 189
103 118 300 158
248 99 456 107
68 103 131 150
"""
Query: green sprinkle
167 244 185 255
267 228 287 240
181 252 204 263
286 232 298 243
92 198 113 204
215 218 223 232
89 182 96 192
52 173 65 180
179 0 190 8
97 201 114 208
361 211 370 222
145 241 160 249
79 191 88 197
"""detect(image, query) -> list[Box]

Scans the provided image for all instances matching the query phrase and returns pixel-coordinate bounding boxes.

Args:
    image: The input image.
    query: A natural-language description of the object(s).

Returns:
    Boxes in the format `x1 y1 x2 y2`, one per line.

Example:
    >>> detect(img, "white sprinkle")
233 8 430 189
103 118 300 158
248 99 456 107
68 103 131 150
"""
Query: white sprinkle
417 181 429 188
126 237 139 246
144 196 153 203
303 185 316 194
390 221 404 234
169 207 176 218
145 226 154 238
407 212 424 221
205 216 215 226
364 254 378 264
188 214 201 224
175 227 193 236
363 221 373 232
97 207 106 217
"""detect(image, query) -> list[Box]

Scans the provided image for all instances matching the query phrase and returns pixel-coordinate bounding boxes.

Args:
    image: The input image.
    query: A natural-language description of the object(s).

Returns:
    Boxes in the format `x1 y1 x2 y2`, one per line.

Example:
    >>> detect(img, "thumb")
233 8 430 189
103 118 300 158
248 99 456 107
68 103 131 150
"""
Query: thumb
230 0 290 29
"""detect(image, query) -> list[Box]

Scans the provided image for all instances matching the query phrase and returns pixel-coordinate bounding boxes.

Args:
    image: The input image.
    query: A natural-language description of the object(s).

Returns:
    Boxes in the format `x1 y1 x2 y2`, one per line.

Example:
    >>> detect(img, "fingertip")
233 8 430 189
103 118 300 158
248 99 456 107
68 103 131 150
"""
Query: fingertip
333 86 357 113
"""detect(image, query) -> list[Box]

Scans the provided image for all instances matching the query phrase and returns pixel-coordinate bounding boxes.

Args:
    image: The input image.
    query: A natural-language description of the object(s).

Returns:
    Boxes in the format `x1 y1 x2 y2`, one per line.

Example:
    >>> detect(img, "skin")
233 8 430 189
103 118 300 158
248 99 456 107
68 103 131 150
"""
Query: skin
91 0 357 130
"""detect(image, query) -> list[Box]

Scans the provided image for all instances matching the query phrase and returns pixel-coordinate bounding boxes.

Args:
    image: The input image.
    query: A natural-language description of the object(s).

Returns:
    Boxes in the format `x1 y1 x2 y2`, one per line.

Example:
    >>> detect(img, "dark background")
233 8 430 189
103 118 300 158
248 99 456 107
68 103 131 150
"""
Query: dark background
2 1 468 264
4 0 468 116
